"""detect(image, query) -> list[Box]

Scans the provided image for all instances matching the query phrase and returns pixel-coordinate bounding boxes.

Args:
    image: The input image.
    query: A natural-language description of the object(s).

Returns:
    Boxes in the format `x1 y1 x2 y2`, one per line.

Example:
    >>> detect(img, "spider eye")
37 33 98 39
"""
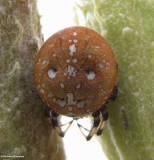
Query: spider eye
85 70 96 80
48 68 57 79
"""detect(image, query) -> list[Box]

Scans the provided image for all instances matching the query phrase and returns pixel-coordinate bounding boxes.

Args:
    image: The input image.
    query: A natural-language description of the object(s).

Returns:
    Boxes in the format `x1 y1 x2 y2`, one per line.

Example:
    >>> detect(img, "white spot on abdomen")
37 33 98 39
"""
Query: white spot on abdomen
65 65 76 77
69 44 76 56
73 58 78 63
88 54 92 58
48 92 53 97
60 83 65 88
66 93 76 105
40 89 45 94
42 60 50 65
53 53 56 57
98 63 104 69
73 31 77 36
95 46 100 49
74 39 78 43
56 98 66 107
76 83 81 89
66 59 71 63
86 71 96 80
48 69 57 79
77 100 85 108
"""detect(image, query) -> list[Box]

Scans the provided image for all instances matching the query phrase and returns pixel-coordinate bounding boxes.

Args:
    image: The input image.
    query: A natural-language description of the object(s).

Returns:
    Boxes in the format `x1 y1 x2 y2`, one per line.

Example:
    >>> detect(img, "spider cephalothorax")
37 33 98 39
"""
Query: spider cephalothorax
34 26 118 140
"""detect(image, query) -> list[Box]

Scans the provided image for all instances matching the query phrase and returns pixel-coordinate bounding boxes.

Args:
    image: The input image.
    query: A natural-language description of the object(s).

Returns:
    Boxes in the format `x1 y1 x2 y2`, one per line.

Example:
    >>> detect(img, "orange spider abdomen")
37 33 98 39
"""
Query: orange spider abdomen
34 26 117 118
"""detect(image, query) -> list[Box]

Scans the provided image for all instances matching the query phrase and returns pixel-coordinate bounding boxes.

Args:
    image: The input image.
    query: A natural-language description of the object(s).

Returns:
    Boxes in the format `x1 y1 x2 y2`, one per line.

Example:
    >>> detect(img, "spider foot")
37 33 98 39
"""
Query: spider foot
45 107 73 137
96 107 108 136
77 106 108 141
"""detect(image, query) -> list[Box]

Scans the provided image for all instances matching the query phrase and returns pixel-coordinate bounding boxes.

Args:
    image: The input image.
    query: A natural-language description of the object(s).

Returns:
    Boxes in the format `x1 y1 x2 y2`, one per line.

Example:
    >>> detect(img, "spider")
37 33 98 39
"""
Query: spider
34 26 118 141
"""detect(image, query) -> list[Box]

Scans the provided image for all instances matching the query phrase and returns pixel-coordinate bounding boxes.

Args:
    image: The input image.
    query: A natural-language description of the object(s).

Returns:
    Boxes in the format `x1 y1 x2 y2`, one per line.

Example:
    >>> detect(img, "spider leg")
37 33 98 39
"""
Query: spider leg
109 85 118 101
51 111 65 137
76 119 89 138
44 106 52 117
76 107 108 140
96 106 108 135
76 122 91 139
95 85 117 135
45 107 73 137
77 110 104 141
86 111 101 141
